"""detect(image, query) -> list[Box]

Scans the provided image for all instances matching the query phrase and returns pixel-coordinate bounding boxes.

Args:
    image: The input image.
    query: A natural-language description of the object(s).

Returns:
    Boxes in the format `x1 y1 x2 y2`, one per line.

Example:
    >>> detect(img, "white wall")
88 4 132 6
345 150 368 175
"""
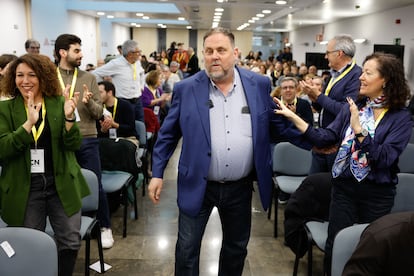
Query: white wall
290 4 414 87
0 0 28 55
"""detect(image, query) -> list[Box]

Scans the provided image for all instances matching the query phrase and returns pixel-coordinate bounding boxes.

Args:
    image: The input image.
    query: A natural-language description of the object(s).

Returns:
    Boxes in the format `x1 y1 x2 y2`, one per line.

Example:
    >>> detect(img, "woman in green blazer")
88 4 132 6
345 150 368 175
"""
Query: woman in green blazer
0 54 90 276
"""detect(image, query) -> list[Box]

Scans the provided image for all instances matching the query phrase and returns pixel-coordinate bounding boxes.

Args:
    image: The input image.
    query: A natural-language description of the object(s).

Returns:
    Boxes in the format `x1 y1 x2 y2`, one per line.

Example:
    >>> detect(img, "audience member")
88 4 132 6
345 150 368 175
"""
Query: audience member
169 60 184 80
0 54 88 276
343 211 414 276
97 80 137 141
300 34 361 174
93 39 145 122
167 41 177 64
54 34 114 249
159 49 169 66
142 69 170 121
25 39 40 54
275 52 412 275
0 54 17 80
276 76 313 204
185 47 200 77
148 27 302 276
308 65 318 76
171 42 189 71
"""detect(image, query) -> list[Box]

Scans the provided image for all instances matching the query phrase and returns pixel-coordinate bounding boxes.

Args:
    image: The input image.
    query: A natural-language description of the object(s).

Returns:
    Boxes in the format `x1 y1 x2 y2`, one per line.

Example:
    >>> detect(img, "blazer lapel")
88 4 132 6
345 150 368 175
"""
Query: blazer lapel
192 72 211 146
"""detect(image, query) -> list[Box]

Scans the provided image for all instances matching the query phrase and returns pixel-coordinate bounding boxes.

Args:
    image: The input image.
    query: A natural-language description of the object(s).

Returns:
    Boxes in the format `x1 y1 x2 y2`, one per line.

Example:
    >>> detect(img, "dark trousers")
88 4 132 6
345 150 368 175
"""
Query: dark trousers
122 96 144 122
75 137 111 228
175 178 253 276
324 177 395 275
24 174 81 251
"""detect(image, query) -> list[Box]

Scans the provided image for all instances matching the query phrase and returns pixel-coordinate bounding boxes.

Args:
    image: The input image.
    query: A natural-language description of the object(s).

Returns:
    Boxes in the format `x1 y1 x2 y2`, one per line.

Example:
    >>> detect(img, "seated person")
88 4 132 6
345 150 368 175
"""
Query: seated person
97 81 137 145
343 211 414 276
275 76 314 204
142 70 170 123
284 172 332 257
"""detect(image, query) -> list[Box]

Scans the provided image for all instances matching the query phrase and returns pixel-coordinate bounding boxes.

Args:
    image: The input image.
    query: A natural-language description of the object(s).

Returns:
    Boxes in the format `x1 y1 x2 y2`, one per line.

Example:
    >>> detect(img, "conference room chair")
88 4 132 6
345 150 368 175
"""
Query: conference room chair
0 227 58 276
269 142 312 238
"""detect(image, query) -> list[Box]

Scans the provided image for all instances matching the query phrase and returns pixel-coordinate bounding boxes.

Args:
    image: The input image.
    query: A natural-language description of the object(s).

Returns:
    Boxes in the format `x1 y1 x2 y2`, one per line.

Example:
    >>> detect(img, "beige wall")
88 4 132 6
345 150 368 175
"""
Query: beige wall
132 28 253 70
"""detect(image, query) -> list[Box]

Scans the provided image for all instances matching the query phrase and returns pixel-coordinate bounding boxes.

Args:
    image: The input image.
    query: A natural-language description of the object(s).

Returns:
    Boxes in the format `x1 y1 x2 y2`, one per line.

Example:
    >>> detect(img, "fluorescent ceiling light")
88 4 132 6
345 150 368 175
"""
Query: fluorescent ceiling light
275 0 287 5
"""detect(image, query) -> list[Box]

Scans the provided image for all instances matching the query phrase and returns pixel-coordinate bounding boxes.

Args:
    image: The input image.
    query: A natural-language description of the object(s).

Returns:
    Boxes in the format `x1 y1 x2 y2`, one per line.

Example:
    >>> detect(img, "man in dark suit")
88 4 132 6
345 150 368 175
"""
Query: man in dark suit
184 46 200 78
300 34 361 174
148 27 299 276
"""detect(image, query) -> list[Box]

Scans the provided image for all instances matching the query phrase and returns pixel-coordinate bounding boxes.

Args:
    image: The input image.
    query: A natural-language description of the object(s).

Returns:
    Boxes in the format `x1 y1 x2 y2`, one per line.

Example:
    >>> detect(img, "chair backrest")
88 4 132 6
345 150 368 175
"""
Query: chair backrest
135 120 147 147
391 173 414 213
272 142 312 176
81 168 99 213
331 223 369 276
0 227 58 276
398 143 414 173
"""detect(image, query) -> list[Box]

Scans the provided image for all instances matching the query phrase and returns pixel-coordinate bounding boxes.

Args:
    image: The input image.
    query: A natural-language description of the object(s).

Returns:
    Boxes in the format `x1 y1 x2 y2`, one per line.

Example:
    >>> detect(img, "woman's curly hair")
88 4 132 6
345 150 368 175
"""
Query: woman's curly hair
1 54 61 98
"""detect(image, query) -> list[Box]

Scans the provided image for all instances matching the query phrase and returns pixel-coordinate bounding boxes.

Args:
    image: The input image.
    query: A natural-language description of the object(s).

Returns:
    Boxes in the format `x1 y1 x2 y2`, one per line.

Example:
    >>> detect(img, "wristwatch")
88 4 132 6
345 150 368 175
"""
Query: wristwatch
355 128 369 138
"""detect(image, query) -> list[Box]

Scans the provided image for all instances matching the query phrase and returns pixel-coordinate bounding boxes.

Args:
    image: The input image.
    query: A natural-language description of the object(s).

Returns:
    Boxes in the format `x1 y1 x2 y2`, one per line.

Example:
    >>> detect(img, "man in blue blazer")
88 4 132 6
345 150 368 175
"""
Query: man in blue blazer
148 27 298 276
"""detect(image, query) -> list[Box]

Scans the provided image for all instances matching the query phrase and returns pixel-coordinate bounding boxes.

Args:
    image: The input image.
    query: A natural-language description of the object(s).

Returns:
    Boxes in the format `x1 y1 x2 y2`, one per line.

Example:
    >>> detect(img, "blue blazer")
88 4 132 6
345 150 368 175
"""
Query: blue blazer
152 67 294 216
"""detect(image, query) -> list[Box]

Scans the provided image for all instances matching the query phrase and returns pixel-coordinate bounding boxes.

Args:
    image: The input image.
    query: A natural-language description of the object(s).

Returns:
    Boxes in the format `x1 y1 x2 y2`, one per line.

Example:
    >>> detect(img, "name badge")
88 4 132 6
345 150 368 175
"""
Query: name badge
109 128 117 139
74 108 81 122
153 106 160 116
31 149 45 173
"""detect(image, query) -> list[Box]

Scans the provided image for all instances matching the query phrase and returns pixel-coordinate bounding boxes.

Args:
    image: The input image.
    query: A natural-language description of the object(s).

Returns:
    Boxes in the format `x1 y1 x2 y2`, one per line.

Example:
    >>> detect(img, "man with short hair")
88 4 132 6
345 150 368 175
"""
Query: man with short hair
97 81 136 140
25 39 40 54
300 34 361 174
93 40 145 122
55 33 115 249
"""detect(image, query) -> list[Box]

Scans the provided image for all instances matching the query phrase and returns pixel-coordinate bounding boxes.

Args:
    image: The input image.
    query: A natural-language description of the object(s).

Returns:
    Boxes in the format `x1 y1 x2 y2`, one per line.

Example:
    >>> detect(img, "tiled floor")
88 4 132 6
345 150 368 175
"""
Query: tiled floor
74 145 324 276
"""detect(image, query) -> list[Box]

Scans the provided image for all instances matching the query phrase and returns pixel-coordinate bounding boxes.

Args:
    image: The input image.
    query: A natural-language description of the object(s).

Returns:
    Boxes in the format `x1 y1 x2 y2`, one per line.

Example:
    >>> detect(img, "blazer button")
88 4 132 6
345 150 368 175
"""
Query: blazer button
207 152 211 156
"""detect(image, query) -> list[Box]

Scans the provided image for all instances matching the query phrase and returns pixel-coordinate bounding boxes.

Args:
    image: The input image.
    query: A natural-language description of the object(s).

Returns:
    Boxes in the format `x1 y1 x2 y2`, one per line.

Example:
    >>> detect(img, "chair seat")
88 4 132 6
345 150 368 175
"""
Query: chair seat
305 221 329 251
101 170 133 193
276 176 307 194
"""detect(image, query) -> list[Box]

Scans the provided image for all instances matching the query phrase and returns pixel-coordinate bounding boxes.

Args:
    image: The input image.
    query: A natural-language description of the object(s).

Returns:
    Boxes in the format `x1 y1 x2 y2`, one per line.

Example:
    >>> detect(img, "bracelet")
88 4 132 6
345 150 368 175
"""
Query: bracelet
65 116 76 122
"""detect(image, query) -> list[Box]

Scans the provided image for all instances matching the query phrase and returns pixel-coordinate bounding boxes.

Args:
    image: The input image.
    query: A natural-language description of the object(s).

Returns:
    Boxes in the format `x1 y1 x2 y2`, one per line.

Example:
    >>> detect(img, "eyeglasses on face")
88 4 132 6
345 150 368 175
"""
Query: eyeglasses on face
325 50 339 55
281 86 296 90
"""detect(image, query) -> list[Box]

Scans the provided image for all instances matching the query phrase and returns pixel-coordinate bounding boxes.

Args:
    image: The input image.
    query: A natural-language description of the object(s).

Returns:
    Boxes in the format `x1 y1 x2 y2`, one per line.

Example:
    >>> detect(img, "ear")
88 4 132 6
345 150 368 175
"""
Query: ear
59 49 67 58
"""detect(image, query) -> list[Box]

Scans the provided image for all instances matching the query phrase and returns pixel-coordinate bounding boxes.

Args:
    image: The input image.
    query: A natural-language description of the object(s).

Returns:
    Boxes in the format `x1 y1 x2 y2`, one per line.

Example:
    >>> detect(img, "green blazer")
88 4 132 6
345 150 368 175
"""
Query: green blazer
0 95 90 226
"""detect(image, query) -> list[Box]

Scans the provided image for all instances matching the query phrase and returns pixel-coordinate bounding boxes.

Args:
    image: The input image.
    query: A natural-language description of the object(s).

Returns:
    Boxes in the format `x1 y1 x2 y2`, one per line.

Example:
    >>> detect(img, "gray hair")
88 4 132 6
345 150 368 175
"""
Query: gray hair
279 76 298 87
332 34 356 58
122 40 138 57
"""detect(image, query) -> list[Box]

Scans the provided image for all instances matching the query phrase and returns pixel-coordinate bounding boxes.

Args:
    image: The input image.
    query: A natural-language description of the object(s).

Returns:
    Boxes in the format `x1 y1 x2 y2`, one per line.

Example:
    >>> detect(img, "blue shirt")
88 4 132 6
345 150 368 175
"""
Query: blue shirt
207 68 254 181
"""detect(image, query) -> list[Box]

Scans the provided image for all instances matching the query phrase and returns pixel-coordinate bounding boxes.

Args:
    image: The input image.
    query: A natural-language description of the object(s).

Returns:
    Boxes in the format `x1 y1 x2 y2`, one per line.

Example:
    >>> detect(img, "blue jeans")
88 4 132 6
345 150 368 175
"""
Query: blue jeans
75 138 111 228
24 174 81 251
323 177 395 275
309 151 337 175
175 179 253 276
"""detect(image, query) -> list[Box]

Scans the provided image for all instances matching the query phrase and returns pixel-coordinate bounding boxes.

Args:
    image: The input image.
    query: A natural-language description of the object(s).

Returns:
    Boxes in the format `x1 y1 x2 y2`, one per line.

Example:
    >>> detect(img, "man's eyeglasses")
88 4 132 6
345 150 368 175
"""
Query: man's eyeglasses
325 50 339 55
30 46 40 49
281 86 296 90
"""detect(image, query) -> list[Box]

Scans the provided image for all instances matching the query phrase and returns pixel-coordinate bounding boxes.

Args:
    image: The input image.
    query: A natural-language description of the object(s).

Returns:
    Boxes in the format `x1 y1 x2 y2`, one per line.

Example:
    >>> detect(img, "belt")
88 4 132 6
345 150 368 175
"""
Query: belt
123 97 140 104
207 174 252 185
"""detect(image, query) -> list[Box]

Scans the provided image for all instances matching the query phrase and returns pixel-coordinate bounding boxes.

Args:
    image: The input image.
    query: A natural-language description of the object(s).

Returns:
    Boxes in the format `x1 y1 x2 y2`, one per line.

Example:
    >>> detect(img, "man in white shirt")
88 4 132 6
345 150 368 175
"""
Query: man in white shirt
93 40 145 122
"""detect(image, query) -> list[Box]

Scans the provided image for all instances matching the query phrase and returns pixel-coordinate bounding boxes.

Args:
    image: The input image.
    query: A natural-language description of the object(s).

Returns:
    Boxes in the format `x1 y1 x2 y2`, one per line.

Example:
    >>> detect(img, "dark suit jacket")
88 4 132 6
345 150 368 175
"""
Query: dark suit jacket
152 66 301 216
186 54 200 76
313 64 362 127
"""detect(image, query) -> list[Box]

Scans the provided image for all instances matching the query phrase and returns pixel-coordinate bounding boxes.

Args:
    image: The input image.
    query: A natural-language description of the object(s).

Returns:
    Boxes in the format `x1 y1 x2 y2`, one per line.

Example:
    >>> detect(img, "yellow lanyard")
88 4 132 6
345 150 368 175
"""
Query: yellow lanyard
281 97 297 107
374 108 388 128
57 67 78 98
103 98 118 120
132 63 136 80
25 99 46 147
324 60 356 96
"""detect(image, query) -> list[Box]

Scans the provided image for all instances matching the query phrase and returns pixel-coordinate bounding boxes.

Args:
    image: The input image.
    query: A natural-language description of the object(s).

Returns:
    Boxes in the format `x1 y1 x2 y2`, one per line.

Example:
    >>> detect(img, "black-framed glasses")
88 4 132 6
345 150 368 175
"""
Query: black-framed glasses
325 50 339 55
